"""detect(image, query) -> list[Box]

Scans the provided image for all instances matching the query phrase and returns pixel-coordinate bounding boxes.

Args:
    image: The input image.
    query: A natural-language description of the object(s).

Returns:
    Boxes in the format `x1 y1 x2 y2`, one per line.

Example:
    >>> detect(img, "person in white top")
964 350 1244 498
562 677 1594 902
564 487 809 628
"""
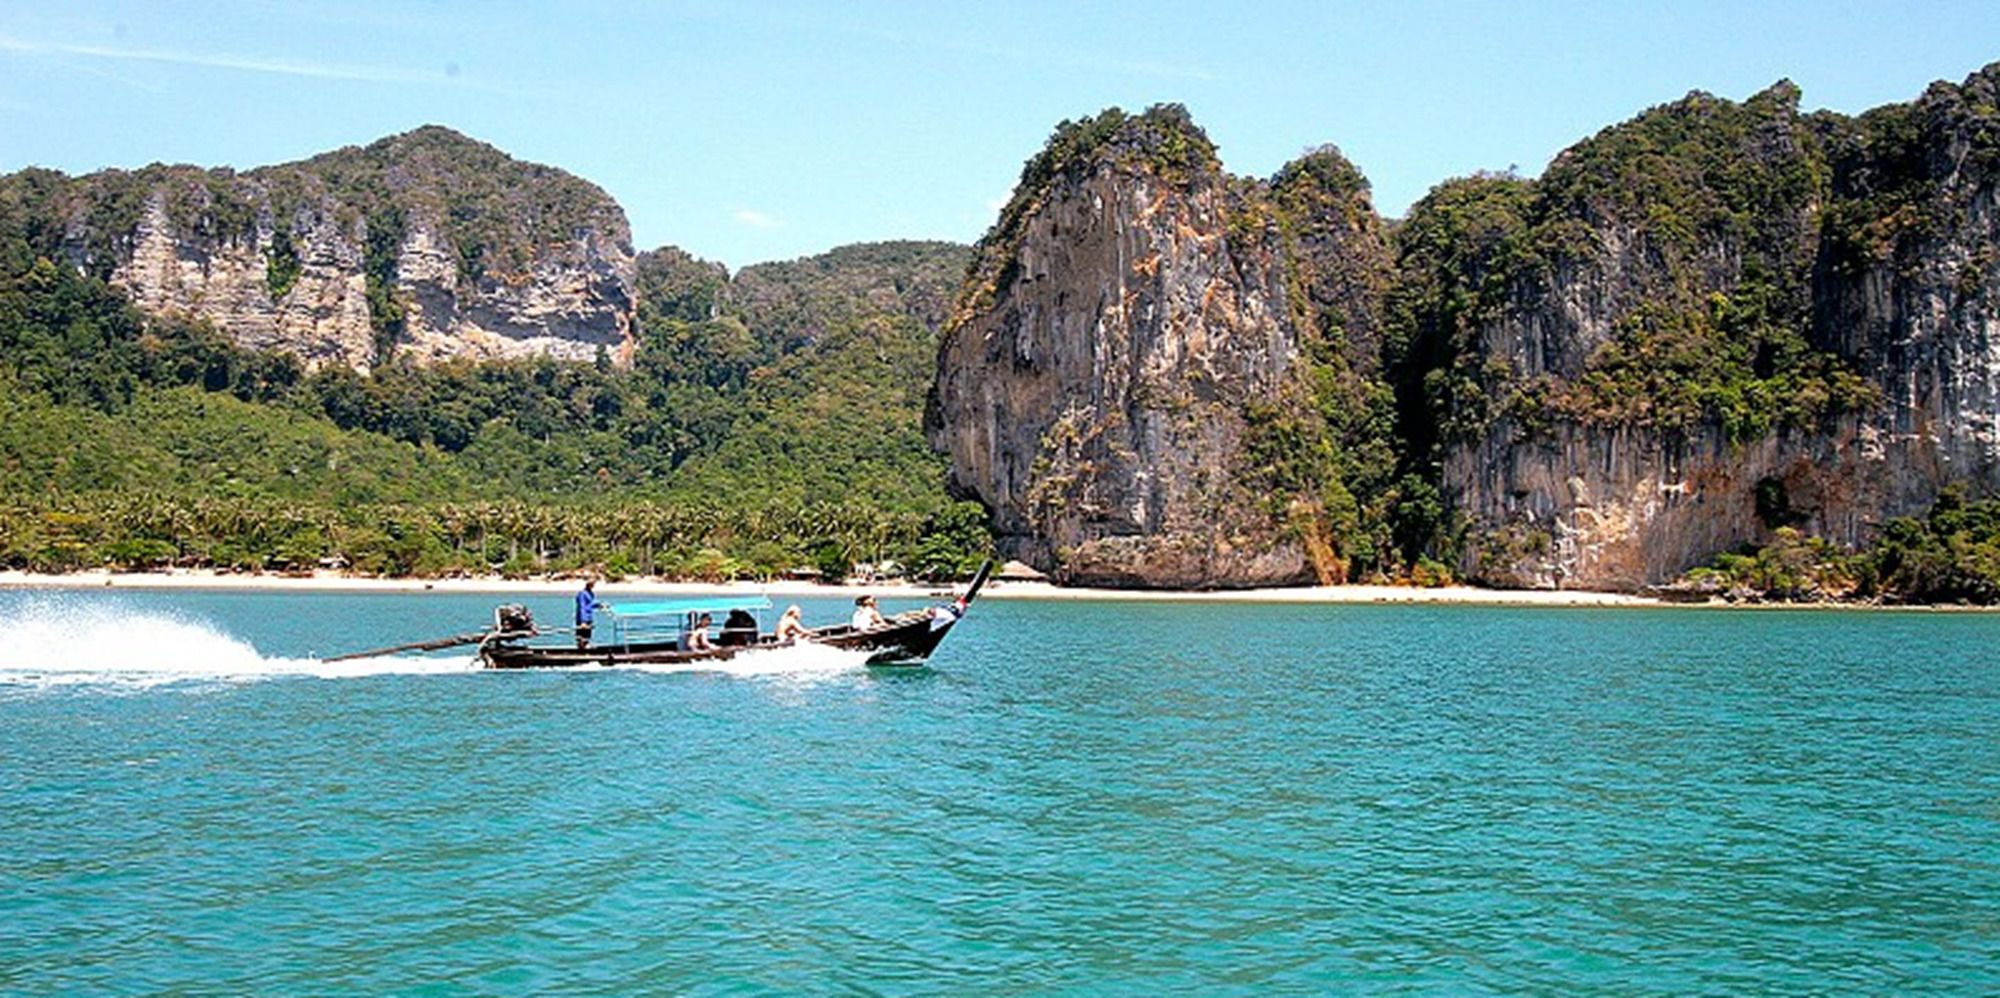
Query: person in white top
775 605 809 642
681 612 715 651
851 595 886 630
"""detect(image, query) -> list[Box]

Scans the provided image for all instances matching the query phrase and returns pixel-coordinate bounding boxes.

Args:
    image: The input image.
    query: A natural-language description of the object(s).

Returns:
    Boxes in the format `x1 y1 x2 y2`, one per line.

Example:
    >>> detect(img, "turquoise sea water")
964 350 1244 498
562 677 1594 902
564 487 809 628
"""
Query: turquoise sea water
1 588 1996 995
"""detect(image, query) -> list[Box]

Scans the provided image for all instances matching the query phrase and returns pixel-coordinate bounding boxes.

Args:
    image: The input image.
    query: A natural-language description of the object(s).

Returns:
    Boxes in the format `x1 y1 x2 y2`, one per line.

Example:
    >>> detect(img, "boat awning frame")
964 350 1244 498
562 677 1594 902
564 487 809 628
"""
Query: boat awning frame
603 596 771 647
604 596 773 618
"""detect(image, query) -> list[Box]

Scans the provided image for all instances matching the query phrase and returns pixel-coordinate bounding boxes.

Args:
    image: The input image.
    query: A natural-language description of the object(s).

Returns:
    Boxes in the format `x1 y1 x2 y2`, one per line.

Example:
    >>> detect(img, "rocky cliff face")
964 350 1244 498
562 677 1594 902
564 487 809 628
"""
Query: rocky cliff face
1447 417 1901 591
389 209 634 369
1817 68 2000 496
28 127 634 372
933 66 2000 591
1445 66 2000 590
104 187 377 368
928 107 1390 587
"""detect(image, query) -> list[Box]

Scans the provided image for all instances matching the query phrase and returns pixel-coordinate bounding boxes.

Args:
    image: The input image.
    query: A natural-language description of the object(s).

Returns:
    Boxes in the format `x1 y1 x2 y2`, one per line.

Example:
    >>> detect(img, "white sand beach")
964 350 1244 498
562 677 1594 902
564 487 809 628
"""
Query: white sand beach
0 568 1664 606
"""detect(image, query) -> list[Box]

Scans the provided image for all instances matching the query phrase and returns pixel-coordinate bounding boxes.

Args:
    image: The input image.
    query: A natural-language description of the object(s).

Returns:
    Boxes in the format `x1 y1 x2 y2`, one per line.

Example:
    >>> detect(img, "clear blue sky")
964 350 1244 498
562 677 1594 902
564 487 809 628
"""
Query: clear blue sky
3 1 1997 269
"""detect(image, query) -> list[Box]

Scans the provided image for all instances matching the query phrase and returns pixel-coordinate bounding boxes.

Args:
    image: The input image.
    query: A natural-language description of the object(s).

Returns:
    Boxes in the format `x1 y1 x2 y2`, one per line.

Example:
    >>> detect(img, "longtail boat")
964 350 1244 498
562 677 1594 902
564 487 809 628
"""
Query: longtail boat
471 559 993 670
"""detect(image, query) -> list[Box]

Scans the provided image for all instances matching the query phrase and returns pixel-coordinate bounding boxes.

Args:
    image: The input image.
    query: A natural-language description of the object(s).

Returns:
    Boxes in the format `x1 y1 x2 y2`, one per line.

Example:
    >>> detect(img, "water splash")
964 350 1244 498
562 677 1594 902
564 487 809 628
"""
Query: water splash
616 641 880 680
0 596 473 692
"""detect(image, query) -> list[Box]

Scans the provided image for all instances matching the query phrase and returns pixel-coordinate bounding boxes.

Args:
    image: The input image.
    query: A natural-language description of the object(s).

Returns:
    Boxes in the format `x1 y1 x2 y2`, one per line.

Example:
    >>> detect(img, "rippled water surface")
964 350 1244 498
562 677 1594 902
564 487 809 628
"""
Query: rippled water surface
3 588 1997 994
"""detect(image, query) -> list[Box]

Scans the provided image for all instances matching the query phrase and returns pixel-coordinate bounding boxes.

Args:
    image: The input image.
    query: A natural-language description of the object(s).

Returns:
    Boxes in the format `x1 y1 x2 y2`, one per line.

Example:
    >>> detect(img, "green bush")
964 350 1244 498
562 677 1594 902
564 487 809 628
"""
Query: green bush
1676 489 2000 604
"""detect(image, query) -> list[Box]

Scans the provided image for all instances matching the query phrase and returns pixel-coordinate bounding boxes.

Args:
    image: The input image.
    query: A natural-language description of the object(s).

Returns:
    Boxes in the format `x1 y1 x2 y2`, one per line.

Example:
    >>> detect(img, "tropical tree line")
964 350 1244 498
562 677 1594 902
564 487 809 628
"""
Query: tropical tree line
0 494 992 584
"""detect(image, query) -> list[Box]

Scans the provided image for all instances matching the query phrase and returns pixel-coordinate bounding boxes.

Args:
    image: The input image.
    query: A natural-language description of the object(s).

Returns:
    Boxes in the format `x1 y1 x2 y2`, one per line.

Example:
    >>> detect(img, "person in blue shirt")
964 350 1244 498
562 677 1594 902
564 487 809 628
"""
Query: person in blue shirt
574 579 608 649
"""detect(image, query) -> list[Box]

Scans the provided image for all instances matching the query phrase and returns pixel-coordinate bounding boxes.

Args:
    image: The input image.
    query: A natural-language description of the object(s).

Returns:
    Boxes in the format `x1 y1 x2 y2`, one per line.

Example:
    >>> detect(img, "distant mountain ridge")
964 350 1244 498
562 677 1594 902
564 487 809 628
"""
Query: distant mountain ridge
1 126 635 372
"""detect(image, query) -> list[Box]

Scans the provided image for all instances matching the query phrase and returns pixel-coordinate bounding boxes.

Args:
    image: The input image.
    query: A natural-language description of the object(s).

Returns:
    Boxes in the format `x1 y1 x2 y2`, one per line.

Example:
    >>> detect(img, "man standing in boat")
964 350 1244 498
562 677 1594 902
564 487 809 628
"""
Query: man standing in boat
575 579 609 649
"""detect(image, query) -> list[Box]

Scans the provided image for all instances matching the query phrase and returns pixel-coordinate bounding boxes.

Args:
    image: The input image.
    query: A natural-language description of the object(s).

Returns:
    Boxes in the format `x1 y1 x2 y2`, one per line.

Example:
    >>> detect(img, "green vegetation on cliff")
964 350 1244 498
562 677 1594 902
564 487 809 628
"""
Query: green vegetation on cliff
1535 83 1878 441
1247 145 1418 582
1820 65 2000 279
1391 83 1879 451
1383 172 1539 455
298 126 625 280
2 126 629 348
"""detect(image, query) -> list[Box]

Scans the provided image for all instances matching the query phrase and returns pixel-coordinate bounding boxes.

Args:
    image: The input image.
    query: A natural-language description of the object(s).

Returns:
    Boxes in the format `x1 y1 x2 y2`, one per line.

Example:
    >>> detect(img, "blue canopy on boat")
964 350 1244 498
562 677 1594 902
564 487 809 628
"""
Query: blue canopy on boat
604 596 773 619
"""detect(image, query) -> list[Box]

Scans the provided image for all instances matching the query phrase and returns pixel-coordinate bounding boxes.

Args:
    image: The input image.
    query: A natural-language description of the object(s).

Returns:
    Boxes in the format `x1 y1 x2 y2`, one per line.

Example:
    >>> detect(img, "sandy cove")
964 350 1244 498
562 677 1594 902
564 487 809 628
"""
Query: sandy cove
0 568 1663 606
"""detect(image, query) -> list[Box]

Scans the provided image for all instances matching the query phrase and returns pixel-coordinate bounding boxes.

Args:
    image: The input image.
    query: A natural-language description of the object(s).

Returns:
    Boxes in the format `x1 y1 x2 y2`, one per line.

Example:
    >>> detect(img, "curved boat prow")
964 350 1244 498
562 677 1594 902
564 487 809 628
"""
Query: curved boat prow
852 559 994 667
960 557 995 607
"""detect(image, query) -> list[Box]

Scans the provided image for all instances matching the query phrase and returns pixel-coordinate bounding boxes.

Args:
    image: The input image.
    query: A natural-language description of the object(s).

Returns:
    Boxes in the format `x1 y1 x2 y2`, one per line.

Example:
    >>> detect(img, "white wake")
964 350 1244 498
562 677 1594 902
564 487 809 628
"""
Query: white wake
0 598 474 691
612 640 879 679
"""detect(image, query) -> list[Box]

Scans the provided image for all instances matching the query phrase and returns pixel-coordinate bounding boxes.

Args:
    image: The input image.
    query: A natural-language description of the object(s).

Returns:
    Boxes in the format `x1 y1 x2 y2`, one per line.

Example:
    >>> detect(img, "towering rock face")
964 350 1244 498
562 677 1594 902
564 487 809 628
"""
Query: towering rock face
1437 66 2000 590
22 126 634 372
934 65 2000 592
1817 68 2000 500
928 107 1392 587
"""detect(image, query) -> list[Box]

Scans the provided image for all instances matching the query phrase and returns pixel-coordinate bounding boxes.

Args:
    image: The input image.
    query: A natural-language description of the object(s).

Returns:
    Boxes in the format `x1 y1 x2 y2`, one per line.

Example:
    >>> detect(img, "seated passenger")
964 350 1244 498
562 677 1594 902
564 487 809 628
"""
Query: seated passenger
851 595 886 631
774 605 809 642
720 608 759 646
683 612 715 651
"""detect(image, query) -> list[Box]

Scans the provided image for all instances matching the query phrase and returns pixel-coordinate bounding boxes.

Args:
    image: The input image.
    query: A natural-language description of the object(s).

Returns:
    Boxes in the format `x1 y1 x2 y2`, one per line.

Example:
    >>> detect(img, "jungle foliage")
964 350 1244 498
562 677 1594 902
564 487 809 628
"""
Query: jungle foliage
1386 83 1881 454
1680 488 2000 605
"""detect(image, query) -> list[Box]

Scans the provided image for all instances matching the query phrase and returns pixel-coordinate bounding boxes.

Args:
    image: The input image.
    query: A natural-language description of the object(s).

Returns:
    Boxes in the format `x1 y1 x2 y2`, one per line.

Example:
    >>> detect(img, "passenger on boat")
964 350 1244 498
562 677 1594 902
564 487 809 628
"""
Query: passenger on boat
683 612 715 651
774 605 809 642
574 579 608 649
720 608 759 646
851 595 886 631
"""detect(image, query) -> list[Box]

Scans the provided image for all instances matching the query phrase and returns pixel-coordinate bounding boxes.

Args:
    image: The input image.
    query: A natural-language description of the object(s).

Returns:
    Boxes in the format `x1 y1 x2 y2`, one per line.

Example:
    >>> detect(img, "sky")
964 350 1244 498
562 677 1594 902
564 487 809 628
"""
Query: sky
3 1 1998 270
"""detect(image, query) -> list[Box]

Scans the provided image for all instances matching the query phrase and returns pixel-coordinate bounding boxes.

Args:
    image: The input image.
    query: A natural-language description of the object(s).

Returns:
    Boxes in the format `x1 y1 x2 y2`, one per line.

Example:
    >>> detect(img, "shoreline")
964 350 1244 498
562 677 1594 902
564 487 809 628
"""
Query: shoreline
1 568 1985 610
0 567 1661 606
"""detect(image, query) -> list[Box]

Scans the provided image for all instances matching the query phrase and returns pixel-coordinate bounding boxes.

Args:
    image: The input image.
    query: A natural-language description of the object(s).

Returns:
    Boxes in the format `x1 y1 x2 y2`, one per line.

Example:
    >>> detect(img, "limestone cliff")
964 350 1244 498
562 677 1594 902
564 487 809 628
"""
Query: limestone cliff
22 126 634 372
1440 65 2000 589
1817 66 2000 502
927 107 1393 587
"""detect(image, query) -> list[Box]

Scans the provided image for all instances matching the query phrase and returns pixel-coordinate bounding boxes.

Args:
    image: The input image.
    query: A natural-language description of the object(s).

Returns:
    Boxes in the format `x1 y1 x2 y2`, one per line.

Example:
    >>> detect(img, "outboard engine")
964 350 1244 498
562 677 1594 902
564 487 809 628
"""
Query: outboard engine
493 604 536 635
